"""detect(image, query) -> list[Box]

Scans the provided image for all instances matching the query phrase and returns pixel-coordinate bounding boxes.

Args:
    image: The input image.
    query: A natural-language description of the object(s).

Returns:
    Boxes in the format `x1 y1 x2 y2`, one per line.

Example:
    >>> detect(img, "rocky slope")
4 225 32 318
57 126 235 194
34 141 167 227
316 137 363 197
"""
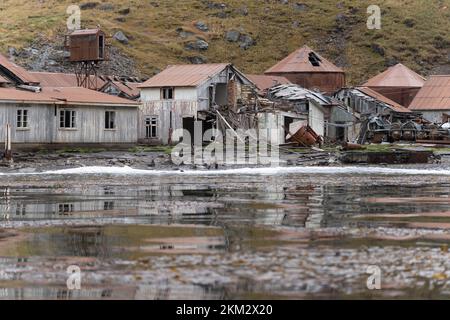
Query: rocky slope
1 0 450 84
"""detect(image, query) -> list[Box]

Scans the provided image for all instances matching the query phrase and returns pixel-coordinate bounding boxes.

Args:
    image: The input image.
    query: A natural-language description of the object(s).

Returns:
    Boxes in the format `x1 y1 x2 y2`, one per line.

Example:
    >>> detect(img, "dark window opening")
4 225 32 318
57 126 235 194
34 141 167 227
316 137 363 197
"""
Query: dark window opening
145 116 158 138
105 111 116 129
308 52 322 67
104 201 114 211
60 110 76 128
99 35 104 59
17 109 29 128
58 204 74 215
162 87 174 100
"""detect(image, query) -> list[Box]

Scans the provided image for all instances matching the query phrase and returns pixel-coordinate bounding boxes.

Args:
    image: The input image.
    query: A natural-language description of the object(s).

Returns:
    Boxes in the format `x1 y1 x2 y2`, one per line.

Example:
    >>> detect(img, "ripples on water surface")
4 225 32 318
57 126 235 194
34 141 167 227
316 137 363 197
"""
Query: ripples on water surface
0 167 450 299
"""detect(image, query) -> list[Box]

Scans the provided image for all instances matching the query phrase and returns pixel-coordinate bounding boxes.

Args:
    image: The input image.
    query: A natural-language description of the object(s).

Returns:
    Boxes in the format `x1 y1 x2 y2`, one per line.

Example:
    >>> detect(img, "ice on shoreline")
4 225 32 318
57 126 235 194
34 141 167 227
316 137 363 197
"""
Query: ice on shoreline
0 165 450 176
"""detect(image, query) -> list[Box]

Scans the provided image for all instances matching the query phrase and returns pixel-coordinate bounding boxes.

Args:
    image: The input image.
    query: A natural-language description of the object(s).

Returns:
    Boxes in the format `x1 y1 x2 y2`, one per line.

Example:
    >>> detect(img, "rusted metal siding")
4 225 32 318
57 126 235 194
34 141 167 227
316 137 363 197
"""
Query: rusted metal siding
267 72 345 94
68 29 106 62
138 101 198 144
0 103 138 144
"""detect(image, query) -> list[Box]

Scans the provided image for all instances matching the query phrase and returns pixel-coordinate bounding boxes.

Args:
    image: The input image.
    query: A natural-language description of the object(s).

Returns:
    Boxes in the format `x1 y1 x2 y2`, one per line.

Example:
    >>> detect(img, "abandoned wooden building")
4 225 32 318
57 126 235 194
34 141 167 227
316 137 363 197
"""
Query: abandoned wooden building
362 63 426 107
137 63 254 145
409 75 450 123
0 53 139 146
264 45 346 94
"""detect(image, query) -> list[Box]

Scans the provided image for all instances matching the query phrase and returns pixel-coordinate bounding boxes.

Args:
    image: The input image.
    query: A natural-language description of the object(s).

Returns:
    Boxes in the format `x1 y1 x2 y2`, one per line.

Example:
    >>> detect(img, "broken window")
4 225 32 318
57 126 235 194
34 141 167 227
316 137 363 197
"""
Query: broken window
308 52 322 67
145 116 158 138
105 111 116 129
59 110 76 128
17 109 29 128
161 87 174 100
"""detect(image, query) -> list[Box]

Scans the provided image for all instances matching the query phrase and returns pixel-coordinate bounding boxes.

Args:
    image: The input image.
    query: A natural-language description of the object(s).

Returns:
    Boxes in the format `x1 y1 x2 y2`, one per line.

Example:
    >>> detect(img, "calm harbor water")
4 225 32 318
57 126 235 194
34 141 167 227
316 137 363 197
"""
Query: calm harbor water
0 166 450 299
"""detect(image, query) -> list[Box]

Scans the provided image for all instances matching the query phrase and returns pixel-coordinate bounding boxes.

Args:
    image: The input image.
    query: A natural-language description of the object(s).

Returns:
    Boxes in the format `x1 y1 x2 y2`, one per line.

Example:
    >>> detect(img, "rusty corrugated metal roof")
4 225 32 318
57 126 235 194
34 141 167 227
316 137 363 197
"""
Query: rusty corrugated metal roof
265 45 344 74
0 87 138 106
0 74 9 83
138 63 231 88
409 75 450 111
357 86 412 113
246 74 291 94
30 72 106 89
363 63 426 88
70 28 103 36
0 53 39 84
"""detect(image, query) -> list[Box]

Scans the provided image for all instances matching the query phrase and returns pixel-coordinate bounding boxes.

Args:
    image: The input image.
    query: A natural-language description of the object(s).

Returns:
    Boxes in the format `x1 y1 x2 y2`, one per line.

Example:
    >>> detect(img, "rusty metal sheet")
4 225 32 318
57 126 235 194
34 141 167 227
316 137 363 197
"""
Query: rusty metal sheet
363 63 426 88
357 86 412 113
410 76 450 111
265 45 344 74
0 53 39 84
138 63 230 88
246 74 291 94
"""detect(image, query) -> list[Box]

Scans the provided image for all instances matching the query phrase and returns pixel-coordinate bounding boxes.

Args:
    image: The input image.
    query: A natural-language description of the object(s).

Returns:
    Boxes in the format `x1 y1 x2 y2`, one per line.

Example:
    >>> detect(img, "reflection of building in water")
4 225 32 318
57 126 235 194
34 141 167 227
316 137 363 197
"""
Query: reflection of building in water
0 186 223 222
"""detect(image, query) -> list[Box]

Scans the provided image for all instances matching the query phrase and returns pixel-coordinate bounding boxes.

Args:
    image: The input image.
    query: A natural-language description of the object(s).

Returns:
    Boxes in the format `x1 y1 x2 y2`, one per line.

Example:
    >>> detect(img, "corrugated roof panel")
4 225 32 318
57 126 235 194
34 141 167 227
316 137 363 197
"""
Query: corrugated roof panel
363 63 426 88
30 72 105 89
265 45 344 74
409 76 450 111
0 87 138 106
0 53 39 84
246 74 291 93
138 63 231 88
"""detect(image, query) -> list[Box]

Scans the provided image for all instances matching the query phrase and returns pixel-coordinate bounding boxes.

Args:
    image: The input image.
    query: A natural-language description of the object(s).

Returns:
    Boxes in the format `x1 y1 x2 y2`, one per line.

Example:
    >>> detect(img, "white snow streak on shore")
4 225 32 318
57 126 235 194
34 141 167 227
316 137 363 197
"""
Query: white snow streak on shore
0 166 450 176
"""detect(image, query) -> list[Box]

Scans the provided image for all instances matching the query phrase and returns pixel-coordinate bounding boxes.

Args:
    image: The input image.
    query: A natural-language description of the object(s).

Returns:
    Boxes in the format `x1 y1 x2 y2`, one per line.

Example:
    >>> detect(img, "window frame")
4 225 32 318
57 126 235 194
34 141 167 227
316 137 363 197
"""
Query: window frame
59 109 77 130
16 109 29 130
145 115 159 139
105 110 117 130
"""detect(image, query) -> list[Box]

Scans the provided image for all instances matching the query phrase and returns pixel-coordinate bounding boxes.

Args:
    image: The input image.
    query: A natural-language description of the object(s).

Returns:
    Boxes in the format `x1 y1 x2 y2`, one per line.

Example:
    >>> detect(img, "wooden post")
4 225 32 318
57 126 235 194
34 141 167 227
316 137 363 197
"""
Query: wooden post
4 123 12 162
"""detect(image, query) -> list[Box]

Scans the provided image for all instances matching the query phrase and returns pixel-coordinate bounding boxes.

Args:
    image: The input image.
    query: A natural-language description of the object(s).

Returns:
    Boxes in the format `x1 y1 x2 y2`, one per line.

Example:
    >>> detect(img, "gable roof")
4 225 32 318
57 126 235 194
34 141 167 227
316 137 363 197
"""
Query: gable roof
356 87 412 113
138 63 232 88
0 53 39 84
265 45 344 74
363 63 426 88
246 74 291 94
0 86 139 107
409 75 450 111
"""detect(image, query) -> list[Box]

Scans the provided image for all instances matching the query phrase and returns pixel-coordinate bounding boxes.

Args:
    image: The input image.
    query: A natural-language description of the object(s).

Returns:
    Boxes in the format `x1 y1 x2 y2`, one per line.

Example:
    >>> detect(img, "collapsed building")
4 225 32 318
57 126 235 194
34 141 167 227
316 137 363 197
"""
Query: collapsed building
137 63 255 145
263 84 356 145
335 87 422 143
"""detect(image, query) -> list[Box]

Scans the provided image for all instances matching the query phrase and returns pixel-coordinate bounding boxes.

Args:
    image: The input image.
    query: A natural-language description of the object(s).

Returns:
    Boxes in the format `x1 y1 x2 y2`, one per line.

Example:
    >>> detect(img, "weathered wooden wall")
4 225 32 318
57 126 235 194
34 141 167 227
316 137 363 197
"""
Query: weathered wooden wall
138 101 198 144
0 103 138 144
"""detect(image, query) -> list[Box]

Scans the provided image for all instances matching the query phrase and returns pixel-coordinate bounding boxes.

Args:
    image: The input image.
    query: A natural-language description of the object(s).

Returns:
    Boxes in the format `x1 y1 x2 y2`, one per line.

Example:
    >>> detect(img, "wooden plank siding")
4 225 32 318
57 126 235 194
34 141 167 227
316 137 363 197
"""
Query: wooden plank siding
0 103 138 144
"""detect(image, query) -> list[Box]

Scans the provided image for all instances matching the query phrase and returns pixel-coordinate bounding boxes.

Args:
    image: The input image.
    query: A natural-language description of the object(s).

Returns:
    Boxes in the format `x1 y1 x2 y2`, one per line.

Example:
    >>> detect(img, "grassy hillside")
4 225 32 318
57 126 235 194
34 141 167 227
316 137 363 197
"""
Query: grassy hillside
0 0 449 84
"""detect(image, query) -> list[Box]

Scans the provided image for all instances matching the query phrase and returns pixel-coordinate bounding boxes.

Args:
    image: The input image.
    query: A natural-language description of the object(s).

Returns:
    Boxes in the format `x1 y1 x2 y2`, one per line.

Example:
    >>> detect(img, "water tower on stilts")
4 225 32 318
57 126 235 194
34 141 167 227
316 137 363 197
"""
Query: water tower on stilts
65 28 109 89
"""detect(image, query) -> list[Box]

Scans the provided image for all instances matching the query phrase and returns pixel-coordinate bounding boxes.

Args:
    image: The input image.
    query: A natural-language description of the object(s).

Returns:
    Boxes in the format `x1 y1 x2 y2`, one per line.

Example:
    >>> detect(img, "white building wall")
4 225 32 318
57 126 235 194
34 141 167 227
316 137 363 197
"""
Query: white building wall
309 102 325 137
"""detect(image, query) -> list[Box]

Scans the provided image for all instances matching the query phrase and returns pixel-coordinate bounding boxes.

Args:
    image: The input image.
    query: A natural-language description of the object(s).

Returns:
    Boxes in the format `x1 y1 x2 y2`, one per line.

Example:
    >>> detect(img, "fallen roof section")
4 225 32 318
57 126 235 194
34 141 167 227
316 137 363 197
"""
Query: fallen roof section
409 75 450 111
246 74 291 94
265 45 344 74
268 84 335 106
355 87 412 113
0 53 39 84
363 63 426 88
